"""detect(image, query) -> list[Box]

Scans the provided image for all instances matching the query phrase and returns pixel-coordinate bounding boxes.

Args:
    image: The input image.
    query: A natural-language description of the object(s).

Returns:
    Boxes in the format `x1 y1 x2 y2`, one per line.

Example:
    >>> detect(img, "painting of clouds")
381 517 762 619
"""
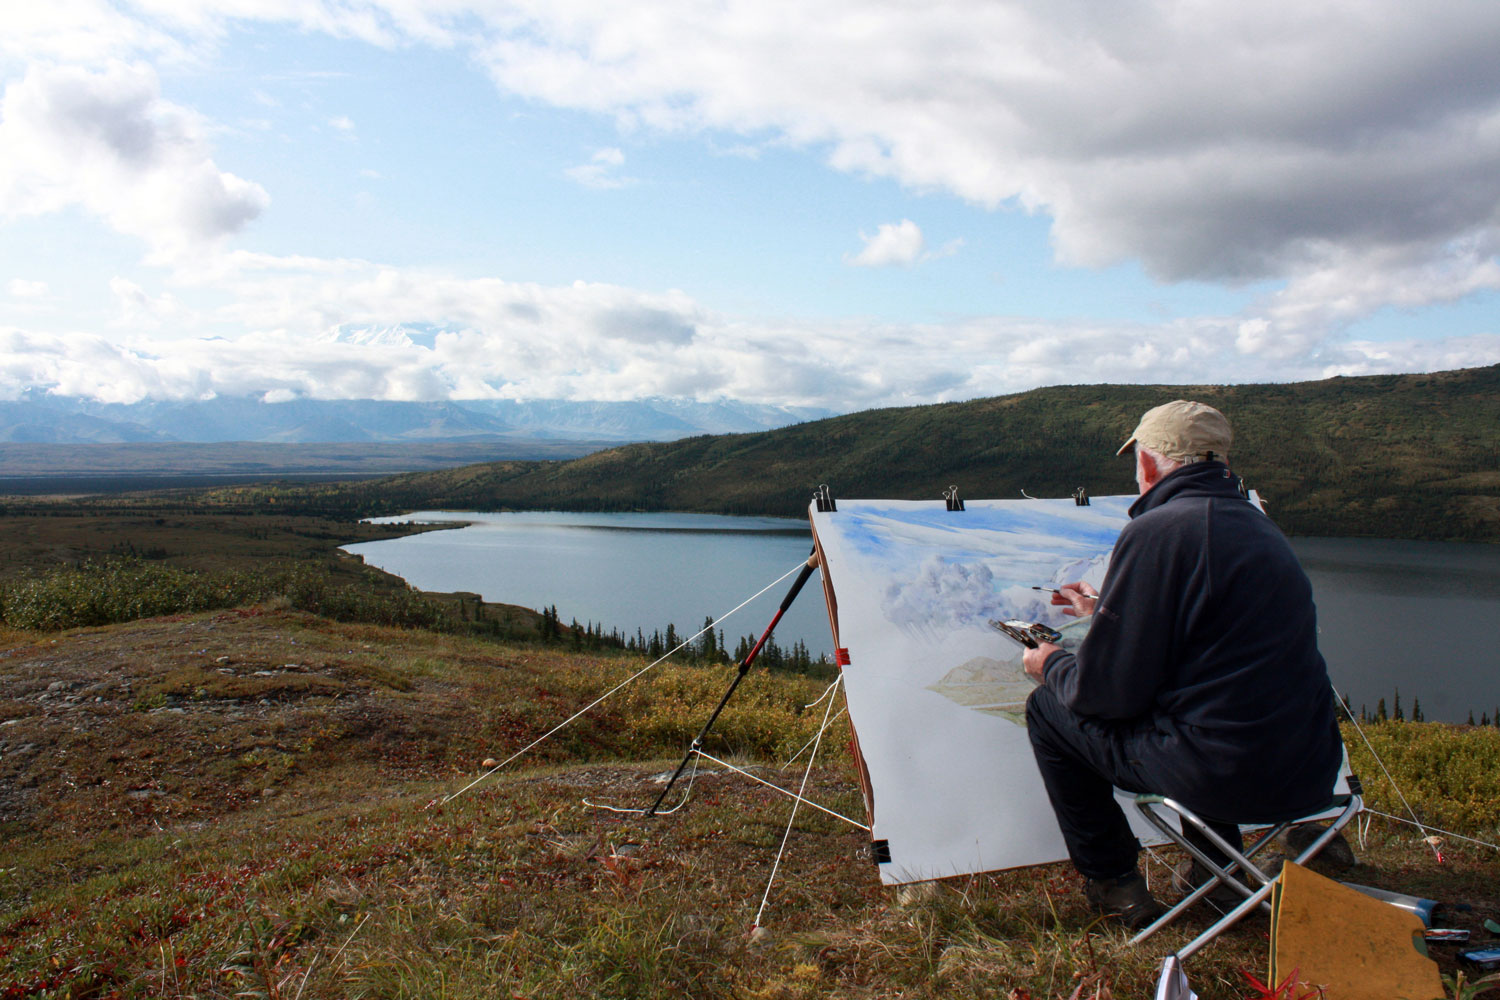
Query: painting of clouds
810 496 1165 884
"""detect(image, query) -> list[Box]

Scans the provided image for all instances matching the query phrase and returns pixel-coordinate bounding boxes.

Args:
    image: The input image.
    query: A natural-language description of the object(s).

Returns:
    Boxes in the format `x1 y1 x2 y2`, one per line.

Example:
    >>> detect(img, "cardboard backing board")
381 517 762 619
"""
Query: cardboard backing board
1270 862 1442 1000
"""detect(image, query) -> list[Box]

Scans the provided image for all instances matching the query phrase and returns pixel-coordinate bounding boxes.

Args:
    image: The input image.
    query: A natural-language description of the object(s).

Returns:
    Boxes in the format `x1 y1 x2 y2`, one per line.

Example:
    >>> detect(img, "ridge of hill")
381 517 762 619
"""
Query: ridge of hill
284 365 1500 541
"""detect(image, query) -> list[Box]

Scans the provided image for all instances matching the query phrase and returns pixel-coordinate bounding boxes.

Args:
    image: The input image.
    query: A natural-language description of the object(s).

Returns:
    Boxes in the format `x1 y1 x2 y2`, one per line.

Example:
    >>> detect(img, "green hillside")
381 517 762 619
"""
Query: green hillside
266 365 1500 540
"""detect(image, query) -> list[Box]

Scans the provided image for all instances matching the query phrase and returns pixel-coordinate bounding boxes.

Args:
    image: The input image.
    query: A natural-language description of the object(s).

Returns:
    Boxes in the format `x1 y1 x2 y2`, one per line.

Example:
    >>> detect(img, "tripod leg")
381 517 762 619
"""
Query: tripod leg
645 553 819 816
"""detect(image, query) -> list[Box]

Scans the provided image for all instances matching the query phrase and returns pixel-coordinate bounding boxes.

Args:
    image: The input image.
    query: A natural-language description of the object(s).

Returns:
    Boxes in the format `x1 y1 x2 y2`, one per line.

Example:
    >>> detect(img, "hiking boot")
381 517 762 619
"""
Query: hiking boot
1084 870 1165 930
1263 825 1358 876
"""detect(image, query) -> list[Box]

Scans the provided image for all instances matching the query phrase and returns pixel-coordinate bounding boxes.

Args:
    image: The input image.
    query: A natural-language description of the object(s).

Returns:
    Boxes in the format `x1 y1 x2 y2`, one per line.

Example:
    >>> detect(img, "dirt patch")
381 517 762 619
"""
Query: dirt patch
0 609 506 835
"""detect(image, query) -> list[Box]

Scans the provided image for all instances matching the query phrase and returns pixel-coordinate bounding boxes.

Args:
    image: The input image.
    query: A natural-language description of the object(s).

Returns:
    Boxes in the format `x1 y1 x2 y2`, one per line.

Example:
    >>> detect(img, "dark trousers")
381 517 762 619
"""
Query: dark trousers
1025 685 1240 880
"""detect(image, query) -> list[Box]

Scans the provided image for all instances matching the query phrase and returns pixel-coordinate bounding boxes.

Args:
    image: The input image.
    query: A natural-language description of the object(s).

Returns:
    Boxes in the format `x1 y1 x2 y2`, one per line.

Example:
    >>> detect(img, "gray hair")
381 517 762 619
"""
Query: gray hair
1137 444 1183 475
1138 443 1224 471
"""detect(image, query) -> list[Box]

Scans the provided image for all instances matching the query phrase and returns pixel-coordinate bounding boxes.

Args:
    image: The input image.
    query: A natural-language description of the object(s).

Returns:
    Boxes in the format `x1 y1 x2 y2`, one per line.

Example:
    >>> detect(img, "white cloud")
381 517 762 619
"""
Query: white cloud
7 279 48 299
0 251 1494 411
565 146 632 189
5 5 1500 296
0 1 186 65
846 221 964 267
109 276 189 328
0 62 269 260
847 220 925 268
1237 240 1500 358
463 0 1500 316
328 114 355 134
0 3 1497 406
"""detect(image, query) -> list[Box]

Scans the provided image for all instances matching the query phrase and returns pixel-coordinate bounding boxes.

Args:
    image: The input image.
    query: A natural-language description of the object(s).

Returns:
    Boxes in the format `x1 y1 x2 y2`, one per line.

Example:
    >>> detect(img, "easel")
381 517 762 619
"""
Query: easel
640 482 882 820
644 545 821 815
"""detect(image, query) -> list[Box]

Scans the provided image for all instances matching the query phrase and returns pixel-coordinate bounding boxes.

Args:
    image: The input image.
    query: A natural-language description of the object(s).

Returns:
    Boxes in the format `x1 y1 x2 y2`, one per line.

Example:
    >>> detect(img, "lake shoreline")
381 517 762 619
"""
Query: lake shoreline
345 509 1500 724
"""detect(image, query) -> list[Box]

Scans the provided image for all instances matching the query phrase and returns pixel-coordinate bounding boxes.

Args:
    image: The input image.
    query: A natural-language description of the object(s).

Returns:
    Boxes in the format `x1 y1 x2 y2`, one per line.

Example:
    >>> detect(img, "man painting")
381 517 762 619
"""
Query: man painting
1020 400 1343 928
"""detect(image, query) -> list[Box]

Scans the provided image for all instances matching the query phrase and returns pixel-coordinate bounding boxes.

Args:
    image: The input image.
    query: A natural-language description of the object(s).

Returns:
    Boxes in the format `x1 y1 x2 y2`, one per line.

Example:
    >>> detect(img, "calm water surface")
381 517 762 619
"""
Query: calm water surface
345 511 1500 723
347 511 830 656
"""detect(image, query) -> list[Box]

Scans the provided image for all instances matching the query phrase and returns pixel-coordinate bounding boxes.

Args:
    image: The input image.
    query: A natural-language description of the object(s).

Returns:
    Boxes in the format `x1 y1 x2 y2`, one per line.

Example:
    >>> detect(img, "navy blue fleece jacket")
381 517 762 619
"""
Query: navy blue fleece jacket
1040 461 1342 822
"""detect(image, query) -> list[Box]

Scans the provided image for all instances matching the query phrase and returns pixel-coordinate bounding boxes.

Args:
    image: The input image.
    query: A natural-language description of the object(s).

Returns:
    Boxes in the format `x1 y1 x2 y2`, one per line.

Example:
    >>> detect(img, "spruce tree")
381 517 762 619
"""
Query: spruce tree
700 616 717 661
1393 689 1403 722
1376 697 1387 722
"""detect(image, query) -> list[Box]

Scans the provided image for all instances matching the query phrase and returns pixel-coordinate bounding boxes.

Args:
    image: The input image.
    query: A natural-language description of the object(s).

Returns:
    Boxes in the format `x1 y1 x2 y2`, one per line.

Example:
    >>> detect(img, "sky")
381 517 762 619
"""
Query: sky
2 2 1499 413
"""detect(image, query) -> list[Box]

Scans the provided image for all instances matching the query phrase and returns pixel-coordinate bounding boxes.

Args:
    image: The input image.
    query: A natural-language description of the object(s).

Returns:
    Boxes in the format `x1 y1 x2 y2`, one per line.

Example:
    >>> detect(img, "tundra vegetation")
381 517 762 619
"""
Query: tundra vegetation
2 365 1500 997
2 597 1496 1000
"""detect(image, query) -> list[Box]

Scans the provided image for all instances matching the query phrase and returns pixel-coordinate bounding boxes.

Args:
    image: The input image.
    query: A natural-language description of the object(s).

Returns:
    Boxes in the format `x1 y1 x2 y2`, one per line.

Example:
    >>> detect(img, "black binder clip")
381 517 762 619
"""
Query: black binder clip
814 484 837 512
1073 487 1090 506
943 485 965 511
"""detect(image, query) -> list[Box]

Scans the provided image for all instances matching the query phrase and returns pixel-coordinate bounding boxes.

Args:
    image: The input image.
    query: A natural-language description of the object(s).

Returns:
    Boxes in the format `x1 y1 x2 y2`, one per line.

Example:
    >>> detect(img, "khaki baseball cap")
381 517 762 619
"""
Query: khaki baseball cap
1116 399 1232 462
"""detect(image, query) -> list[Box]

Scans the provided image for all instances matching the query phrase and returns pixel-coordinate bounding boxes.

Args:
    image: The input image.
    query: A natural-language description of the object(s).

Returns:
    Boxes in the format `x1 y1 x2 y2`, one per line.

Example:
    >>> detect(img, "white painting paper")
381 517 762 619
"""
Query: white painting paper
810 496 1165 884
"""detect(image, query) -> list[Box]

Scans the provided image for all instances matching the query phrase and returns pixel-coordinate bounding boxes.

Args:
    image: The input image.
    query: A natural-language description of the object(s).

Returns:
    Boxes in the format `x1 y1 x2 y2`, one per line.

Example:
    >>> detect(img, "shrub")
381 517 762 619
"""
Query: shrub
275 564 452 630
1341 720 1500 836
0 560 260 631
0 559 454 633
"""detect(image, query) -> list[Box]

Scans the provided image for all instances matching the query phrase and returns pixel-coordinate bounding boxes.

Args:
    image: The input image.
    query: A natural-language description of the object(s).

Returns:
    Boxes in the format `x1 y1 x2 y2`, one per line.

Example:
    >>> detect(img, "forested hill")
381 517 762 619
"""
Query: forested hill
278 364 1500 541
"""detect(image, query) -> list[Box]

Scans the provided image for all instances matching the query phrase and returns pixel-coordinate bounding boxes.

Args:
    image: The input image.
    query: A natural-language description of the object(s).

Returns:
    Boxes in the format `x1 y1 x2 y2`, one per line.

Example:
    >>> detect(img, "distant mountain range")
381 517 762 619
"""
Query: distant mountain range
0 392 833 445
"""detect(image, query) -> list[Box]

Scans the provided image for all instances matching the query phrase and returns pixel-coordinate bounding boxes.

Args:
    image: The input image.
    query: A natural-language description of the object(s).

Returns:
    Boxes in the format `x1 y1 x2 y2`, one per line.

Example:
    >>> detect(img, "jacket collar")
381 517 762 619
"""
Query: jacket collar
1128 460 1242 519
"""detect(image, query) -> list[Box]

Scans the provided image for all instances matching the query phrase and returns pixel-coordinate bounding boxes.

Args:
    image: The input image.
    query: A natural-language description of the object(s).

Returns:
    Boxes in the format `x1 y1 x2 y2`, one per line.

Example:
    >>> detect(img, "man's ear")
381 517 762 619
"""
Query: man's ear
1137 449 1161 491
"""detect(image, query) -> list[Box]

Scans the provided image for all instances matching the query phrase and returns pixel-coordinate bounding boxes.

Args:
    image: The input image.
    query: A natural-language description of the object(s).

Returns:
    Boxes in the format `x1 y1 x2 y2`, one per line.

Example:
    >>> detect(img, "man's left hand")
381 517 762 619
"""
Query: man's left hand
1023 641 1061 682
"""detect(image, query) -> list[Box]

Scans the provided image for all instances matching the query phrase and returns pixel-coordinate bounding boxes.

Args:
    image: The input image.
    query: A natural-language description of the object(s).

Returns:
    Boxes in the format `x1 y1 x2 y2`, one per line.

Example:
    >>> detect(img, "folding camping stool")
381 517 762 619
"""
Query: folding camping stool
1127 786 1364 960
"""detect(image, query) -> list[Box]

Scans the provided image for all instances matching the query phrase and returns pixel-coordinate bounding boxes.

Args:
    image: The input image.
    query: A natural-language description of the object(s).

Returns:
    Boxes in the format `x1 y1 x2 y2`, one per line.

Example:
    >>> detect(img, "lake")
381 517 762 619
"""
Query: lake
345 511 1500 724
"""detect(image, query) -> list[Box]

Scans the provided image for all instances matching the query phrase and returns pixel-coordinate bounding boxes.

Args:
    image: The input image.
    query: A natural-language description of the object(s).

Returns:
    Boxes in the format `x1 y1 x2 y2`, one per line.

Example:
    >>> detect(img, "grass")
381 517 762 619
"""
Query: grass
2 609 1497 999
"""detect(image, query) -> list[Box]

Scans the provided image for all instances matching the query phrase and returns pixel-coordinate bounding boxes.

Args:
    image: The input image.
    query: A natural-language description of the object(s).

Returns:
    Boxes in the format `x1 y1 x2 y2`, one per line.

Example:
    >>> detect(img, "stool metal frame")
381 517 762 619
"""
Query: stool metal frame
1128 791 1364 960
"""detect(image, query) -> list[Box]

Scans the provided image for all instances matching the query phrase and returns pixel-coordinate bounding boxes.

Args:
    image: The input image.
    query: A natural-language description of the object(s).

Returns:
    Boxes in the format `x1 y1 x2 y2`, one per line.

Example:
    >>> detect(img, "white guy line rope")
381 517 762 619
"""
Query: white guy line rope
692 748 868 831
437 559 809 806
1333 687 1441 858
1361 809 1500 852
782 707 847 769
803 677 842 709
753 674 846 931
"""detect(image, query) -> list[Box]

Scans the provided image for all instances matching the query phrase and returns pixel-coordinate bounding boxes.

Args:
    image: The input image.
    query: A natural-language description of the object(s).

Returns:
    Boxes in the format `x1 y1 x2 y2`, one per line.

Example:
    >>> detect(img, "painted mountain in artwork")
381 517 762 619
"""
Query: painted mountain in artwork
926 617 1094 725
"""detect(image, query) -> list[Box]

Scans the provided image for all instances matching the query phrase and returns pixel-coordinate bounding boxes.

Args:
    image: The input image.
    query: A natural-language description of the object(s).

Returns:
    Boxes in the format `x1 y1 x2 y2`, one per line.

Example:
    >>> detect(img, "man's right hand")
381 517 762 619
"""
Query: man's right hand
1052 581 1099 617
